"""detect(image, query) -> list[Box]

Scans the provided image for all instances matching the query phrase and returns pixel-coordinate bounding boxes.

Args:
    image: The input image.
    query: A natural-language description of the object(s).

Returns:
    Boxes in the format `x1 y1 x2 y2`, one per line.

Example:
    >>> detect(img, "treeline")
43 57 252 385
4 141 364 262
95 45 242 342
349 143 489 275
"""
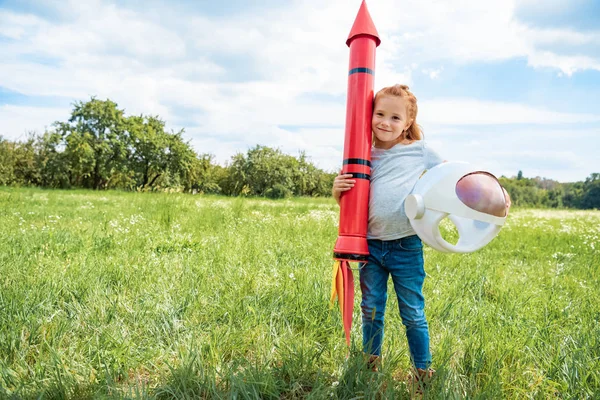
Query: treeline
499 172 600 209
0 98 336 198
1 98 599 208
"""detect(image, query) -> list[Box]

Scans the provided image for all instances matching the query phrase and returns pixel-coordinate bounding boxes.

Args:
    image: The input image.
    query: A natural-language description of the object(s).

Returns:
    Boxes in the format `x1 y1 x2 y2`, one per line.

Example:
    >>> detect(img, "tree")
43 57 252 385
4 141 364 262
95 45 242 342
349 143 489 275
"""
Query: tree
221 145 336 198
0 137 15 185
562 182 584 208
10 135 40 186
545 187 564 208
184 153 223 194
163 130 197 189
54 98 128 189
127 115 171 188
34 132 70 188
581 173 600 209
225 145 298 196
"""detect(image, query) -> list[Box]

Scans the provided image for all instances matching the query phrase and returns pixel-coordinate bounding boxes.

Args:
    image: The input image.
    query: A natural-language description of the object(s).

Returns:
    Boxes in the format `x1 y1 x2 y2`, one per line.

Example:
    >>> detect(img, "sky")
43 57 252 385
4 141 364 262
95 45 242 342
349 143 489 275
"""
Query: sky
0 0 599 183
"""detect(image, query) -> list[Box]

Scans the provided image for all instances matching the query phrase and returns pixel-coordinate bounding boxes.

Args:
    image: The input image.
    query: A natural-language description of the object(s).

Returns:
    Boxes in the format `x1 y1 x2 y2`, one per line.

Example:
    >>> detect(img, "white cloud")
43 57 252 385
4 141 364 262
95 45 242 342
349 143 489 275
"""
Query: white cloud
515 0 589 16
368 0 600 74
422 67 443 80
0 105 71 140
419 99 600 125
424 127 600 182
0 10 45 39
527 51 600 76
522 26 599 47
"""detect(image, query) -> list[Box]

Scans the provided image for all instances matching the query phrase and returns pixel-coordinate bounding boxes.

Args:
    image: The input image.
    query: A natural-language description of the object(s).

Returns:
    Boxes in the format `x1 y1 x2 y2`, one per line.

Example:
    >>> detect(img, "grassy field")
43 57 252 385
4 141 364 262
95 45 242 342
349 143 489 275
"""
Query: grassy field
0 187 598 399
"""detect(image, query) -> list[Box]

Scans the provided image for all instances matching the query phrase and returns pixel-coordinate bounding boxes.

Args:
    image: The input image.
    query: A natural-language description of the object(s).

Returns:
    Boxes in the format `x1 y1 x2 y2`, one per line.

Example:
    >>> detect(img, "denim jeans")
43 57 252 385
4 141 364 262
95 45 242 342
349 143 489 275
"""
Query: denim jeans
359 235 431 369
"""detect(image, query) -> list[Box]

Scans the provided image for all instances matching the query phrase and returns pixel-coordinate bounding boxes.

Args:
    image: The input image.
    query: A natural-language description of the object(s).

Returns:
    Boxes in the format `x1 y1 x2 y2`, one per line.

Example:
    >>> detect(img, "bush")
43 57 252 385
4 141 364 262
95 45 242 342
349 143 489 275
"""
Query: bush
265 184 291 199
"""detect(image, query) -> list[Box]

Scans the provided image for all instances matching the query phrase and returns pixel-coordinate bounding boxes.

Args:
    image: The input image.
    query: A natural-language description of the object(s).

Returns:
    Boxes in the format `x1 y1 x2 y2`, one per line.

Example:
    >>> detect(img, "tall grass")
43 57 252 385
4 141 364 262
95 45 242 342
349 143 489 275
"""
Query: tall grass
0 187 598 399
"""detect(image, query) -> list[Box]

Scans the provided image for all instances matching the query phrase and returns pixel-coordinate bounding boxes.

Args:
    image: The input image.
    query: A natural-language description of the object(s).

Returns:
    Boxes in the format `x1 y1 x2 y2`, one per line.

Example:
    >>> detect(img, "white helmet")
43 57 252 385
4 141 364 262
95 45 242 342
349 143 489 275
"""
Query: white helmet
405 162 507 253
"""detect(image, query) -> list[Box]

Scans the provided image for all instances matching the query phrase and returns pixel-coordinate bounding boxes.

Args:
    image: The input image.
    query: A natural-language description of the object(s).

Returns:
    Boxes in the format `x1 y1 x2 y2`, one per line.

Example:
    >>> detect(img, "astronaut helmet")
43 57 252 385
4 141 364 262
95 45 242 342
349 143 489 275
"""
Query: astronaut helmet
405 162 507 253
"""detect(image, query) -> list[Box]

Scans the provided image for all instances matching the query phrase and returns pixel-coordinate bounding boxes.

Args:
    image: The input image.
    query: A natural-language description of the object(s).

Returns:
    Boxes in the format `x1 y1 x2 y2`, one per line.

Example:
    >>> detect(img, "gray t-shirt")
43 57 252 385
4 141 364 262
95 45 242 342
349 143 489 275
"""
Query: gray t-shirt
368 140 444 240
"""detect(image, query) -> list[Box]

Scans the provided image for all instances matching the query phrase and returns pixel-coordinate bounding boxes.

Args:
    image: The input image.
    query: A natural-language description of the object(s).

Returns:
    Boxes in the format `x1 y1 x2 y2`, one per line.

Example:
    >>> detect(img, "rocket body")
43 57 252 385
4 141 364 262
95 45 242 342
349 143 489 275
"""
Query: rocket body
334 1 380 262
330 0 380 346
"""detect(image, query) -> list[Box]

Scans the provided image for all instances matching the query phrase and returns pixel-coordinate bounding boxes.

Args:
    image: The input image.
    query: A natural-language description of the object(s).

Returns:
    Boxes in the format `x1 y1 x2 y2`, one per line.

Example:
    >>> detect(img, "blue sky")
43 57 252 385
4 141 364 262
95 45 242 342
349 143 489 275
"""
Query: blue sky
0 0 599 182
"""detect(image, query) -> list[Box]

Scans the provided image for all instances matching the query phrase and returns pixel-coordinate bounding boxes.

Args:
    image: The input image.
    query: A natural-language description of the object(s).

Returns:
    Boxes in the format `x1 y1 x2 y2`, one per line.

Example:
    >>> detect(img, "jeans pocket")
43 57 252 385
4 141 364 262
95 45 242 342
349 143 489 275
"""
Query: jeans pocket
398 235 423 252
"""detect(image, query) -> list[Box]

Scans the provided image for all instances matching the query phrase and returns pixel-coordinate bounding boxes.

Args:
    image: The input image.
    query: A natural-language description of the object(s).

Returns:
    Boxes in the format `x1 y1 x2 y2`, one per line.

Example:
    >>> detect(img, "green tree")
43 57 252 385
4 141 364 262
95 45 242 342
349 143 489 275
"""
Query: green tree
34 132 71 188
11 136 40 186
0 133 70 188
545 187 564 208
222 145 336 198
581 173 600 209
127 115 171 188
185 153 223 194
54 98 128 189
225 146 298 196
163 130 197 190
0 137 15 185
295 151 336 196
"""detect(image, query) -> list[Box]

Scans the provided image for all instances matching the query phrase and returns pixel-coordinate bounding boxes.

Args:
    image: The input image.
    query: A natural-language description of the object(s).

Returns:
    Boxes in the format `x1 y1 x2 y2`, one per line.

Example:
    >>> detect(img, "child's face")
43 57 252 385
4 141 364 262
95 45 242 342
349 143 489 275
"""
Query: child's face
372 95 411 149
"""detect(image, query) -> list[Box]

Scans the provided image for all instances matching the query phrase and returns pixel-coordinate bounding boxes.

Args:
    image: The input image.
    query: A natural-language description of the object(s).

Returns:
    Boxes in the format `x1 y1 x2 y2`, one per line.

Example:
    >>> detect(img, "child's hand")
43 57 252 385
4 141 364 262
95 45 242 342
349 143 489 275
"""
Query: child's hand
332 172 355 205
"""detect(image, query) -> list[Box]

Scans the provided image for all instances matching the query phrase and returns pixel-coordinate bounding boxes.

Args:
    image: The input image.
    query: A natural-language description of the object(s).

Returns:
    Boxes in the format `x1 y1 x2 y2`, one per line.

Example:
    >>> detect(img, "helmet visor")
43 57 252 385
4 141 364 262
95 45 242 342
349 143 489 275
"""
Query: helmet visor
455 172 507 217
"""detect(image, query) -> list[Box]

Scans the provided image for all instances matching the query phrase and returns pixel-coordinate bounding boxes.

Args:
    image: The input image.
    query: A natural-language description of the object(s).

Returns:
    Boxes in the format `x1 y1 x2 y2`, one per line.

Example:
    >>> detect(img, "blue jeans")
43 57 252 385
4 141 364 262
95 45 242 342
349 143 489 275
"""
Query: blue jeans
359 235 431 369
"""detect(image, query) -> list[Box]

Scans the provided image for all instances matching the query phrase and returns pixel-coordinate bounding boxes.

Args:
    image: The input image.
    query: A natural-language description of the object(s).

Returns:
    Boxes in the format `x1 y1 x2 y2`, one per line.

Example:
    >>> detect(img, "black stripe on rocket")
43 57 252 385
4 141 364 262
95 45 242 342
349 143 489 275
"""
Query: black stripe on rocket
348 67 375 75
343 158 372 167
348 173 370 181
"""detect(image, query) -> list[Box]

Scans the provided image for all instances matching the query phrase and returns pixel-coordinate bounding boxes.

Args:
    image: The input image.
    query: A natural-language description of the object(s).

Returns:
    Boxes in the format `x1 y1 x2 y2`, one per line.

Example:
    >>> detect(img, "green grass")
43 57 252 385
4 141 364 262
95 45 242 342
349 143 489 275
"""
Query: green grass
0 187 598 399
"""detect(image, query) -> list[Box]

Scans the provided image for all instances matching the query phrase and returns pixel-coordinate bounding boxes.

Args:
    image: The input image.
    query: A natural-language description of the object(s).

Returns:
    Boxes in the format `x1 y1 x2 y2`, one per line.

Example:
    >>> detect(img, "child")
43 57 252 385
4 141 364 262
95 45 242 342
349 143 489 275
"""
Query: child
333 84 510 385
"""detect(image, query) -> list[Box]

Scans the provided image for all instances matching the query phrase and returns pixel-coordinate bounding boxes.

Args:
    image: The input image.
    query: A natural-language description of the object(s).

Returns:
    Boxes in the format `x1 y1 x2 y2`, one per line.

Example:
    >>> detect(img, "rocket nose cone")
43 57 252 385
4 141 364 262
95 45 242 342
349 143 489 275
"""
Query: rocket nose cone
347 0 381 47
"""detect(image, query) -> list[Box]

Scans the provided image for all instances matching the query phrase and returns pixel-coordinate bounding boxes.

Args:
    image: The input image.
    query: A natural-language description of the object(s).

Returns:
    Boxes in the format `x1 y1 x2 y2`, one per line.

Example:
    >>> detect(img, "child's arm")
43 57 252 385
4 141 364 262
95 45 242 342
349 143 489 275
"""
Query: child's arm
332 172 355 206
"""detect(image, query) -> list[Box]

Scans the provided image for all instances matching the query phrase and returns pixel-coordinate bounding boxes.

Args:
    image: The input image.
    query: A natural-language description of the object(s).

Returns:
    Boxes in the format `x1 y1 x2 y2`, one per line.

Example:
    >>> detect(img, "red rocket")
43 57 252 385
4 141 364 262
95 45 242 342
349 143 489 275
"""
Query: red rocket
330 0 380 346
